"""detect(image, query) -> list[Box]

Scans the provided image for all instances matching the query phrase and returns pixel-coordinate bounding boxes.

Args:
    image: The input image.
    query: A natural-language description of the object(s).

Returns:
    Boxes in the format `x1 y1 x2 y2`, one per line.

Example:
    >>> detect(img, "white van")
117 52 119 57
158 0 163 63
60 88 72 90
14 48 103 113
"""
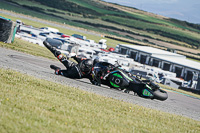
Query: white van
98 39 107 49
77 47 95 59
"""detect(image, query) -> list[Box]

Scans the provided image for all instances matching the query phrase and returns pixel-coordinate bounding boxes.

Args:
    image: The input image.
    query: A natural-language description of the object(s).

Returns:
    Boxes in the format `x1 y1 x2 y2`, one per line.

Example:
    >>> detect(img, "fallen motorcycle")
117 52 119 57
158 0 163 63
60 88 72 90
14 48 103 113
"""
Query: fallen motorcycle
91 62 168 101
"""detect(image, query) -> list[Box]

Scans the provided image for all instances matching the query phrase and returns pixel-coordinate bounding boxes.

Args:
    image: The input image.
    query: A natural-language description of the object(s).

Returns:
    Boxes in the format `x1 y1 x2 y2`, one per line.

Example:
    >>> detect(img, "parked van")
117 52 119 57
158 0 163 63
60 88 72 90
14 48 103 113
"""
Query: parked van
98 39 107 49
77 47 95 59
86 39 98 47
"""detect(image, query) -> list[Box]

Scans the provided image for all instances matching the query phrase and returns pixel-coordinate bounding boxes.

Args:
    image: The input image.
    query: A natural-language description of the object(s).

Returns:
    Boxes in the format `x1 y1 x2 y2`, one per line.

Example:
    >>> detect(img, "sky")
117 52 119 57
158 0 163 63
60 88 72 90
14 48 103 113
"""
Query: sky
103 0 200 24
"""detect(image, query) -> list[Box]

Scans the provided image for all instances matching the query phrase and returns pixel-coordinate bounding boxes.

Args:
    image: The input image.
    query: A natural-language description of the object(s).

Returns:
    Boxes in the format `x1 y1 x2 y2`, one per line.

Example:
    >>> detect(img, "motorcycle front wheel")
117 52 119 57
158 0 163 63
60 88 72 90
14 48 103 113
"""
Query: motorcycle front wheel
152 89 168 101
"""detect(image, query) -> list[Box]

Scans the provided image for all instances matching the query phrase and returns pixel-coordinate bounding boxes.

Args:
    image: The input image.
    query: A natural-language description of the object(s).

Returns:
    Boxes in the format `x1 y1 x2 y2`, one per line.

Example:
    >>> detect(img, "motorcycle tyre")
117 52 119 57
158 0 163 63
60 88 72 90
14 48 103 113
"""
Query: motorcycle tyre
152 89 168 101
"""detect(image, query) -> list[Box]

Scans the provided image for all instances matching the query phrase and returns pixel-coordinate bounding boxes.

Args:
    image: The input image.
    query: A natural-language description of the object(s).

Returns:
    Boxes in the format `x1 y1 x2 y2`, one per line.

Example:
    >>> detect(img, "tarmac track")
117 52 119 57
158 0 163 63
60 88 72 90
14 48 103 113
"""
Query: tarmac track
0 47 200 121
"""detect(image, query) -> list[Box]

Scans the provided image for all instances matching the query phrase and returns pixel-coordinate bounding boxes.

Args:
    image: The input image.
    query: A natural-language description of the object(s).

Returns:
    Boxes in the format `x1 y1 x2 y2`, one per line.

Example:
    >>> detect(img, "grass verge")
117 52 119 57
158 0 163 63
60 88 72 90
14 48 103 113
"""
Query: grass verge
0 68 200 133
0 38 55 60
159 84 200 99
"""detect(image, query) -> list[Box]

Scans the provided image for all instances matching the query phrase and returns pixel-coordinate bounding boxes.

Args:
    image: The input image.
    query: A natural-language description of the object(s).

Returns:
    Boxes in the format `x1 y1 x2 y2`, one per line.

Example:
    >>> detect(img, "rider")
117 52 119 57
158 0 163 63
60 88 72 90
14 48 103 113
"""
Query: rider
43 41 94 80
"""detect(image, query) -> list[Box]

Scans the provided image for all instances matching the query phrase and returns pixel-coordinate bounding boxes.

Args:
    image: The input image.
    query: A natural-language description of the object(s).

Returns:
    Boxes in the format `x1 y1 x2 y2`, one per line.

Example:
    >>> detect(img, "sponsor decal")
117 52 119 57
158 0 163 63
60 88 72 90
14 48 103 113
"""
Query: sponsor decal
110 81 120 88
142 89 153 96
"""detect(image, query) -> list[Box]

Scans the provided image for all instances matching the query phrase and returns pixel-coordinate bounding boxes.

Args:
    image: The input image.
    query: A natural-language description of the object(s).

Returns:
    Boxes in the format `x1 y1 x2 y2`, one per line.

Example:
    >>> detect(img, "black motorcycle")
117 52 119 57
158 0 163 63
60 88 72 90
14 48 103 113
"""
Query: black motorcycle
91 62 168 101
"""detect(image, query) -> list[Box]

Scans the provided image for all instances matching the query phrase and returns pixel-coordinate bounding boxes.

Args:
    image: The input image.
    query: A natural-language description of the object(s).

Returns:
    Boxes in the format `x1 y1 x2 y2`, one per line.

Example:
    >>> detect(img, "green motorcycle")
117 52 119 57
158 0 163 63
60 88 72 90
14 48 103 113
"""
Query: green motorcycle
92 62 168 101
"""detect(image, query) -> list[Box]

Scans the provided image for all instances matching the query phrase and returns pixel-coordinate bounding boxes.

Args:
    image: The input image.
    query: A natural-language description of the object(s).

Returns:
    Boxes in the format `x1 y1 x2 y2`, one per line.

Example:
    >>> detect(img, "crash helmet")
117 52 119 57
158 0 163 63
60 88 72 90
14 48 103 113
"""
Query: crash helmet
80 59 93 73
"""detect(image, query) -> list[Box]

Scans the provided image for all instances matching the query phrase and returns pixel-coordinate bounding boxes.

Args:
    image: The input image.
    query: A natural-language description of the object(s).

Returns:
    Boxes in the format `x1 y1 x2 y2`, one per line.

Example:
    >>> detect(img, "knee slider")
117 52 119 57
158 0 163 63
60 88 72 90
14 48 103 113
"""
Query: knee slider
57 54 63 60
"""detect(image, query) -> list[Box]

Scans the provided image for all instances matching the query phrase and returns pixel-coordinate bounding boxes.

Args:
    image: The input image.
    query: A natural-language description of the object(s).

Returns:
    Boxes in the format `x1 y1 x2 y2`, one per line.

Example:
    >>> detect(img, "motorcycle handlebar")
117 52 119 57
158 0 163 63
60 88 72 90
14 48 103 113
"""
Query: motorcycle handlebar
109 65 121 71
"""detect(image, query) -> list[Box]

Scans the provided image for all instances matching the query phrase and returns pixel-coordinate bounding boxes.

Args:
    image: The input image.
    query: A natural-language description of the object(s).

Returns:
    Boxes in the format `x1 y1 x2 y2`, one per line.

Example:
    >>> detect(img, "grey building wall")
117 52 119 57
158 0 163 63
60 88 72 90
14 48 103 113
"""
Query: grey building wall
118 45 200 86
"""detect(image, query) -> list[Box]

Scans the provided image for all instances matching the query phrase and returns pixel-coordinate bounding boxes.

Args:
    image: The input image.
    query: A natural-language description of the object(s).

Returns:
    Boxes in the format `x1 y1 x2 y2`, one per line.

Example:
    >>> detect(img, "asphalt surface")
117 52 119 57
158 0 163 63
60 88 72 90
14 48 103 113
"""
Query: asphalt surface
0 47 200 121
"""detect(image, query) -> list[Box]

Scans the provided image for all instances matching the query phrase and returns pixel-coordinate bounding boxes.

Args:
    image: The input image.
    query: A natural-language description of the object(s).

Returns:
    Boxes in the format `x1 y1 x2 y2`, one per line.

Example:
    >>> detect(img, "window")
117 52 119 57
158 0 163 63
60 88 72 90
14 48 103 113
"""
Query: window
140 55 147 64
79 50 84 52
152 59 159 67
120 48 127 55
174 67 182 78
87 52 92 55
186 71 193 81
130 51 137 60
163 63 170 71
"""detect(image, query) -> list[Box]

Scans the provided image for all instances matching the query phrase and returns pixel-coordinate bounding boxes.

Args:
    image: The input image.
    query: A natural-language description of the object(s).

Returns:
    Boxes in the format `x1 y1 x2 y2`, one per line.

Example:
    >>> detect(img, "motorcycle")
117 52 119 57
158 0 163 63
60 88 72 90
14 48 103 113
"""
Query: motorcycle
91 62 168 101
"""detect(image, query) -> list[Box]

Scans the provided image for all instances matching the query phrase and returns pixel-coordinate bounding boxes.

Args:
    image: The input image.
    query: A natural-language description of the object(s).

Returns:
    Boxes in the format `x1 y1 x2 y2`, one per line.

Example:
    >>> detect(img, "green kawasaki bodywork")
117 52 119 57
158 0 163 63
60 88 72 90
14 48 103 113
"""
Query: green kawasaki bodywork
142 85 153 96
110 73 122 88
110 70 133 88
110 71 153 97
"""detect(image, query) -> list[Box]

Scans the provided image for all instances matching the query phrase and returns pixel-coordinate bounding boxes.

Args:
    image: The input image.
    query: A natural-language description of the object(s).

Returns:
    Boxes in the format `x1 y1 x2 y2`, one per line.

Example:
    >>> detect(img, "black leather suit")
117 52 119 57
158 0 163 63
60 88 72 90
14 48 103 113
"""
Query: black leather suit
43 41 93 80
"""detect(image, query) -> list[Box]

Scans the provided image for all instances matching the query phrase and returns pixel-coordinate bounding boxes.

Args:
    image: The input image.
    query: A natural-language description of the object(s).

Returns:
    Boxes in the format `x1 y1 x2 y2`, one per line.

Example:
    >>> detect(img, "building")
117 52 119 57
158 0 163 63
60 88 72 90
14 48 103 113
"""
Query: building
117 44 200 89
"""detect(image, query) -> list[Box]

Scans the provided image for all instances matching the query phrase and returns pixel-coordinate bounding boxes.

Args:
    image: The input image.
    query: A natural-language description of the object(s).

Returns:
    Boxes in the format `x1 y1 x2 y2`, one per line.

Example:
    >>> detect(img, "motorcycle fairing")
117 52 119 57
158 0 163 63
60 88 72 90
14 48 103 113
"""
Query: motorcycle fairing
146 84 152 90
110 70 133 81
142 85 153 97
142 89 153 97
109 70 130 88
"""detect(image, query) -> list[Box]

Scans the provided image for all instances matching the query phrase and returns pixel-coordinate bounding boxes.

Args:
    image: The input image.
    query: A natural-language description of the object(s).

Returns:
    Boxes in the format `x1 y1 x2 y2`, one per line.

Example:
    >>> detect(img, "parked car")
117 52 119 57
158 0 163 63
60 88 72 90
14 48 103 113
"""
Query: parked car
39 32 50 37
53 38 70 44
45 38 63 49
19 30 37 37
61 34 71 38
56 32 64 36
40 27 59 33
72 34 86 40
109 47 115 52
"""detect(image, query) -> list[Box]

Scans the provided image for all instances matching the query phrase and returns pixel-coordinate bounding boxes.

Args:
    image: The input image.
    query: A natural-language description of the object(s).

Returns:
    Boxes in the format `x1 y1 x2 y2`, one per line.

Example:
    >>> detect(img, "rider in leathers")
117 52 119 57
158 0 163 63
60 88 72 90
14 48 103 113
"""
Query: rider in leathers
43 41 94 80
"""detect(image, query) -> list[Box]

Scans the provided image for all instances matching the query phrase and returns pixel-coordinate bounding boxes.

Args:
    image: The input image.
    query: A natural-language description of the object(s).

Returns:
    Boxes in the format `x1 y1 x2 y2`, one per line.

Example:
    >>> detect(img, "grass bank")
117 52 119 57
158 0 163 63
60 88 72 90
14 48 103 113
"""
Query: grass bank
0 68 199 133
0 38 55 60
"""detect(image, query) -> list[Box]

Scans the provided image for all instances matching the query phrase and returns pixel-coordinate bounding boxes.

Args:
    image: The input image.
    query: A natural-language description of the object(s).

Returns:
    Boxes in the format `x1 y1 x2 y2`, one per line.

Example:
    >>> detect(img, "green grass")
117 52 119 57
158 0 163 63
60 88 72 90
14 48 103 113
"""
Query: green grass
187 57 200 63
103 15 200 41
159 84 200 99
0 38 55 60
0 68 200 133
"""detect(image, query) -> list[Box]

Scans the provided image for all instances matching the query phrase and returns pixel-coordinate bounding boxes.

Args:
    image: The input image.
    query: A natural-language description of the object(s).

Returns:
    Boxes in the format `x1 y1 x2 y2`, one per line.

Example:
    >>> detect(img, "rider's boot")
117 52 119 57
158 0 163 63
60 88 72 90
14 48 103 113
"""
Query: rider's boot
43 41 68 62
50 65 61 75
43 41 61 57
43 41 72 69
